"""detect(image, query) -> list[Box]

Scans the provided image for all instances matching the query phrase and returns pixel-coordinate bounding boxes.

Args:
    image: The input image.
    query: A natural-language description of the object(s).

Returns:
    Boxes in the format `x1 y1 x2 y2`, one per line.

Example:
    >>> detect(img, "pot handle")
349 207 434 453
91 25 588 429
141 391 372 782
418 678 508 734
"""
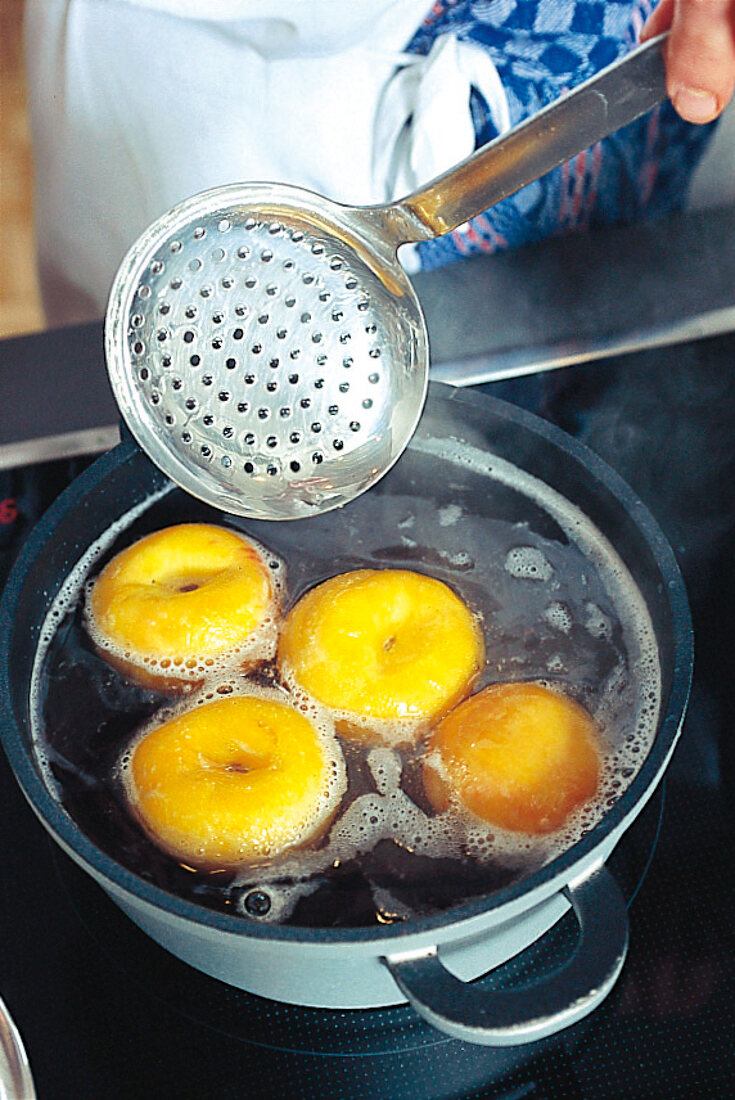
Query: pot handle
383 863 628 1047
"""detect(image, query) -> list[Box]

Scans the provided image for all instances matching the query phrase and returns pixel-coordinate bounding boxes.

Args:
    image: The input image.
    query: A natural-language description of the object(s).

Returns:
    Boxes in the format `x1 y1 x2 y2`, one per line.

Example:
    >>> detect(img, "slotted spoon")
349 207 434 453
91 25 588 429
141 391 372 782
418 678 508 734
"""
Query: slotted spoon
105 34 667 520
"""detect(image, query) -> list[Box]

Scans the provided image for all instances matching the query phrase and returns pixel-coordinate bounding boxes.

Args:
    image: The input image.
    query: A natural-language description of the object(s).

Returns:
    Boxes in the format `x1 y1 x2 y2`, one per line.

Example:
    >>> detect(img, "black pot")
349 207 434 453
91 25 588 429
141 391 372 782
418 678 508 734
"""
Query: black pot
0 386 692 1049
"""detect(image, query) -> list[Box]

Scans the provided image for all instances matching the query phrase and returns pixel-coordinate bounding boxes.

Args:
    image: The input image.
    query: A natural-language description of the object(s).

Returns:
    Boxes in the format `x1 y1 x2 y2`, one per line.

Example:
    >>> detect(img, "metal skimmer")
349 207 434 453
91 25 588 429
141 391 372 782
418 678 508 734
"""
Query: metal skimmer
105 36 667 520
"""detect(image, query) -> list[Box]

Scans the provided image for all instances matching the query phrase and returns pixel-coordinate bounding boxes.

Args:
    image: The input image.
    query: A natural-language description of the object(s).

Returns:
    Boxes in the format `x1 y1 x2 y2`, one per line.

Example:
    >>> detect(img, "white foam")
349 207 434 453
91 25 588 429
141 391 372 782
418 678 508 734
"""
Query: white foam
542 600 573 634
504 545 554 581
438 503 463 527
584 601 612 639
230 747 466 921
279 664 433 749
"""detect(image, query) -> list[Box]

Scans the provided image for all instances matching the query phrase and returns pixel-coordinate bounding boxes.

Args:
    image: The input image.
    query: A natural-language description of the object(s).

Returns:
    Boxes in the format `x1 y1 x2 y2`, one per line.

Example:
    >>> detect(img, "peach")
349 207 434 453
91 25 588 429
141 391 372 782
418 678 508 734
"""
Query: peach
424 682 600 834
278 569 484 745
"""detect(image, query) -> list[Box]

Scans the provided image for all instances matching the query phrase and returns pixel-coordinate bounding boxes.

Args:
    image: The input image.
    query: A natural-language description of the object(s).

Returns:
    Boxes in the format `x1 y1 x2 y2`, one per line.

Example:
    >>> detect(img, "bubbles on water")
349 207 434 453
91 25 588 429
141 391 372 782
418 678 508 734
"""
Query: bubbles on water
504 546 554 581
368 747 400 795
279 663 433 750
542 601 573 634
438 504 462 527
584 602 612 639
29 483 174 790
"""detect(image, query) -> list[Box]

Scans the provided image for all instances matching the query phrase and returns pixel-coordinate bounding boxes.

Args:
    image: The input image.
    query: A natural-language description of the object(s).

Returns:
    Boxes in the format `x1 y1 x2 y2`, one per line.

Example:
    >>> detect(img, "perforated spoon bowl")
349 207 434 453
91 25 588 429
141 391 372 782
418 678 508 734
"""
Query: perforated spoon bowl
105 35 667 520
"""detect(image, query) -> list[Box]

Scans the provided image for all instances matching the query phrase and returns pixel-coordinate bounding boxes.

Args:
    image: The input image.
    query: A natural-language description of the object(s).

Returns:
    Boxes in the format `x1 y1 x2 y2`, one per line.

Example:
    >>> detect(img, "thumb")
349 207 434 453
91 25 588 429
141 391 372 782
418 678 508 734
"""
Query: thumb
642 0 735 123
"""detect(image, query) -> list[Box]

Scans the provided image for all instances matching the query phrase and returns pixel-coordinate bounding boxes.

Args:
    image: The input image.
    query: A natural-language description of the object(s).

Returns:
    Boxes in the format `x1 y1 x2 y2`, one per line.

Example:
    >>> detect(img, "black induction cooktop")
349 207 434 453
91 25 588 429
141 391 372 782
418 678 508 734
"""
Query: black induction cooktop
1 321 734 1099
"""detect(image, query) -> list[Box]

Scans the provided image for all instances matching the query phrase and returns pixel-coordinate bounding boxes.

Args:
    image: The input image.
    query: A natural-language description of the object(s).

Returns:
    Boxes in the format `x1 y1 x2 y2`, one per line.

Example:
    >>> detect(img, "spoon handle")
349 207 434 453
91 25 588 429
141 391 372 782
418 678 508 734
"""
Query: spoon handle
391 34 668 243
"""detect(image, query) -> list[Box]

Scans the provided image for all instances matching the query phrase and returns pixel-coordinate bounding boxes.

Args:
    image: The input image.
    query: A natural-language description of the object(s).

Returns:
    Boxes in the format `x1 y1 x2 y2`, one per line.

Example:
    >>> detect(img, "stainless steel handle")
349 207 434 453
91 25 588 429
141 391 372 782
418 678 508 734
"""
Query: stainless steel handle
0 995 36 1100
383 864 628 1047
391 34 668 243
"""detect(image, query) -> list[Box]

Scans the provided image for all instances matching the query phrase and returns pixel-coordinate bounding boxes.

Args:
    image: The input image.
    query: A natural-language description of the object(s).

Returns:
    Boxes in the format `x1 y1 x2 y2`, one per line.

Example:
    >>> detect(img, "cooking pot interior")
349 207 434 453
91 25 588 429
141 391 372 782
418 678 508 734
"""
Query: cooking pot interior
0 385 691 941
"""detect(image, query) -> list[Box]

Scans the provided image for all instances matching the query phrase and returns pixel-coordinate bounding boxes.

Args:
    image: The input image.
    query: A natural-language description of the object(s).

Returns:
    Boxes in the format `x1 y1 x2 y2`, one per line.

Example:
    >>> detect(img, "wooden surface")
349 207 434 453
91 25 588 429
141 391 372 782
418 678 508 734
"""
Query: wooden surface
0 0 44 339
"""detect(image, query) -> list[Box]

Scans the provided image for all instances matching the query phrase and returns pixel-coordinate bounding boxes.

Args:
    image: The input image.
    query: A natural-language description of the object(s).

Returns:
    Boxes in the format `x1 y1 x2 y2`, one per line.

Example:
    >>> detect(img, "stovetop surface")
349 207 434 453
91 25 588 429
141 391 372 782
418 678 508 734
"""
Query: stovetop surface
1 322 734 1099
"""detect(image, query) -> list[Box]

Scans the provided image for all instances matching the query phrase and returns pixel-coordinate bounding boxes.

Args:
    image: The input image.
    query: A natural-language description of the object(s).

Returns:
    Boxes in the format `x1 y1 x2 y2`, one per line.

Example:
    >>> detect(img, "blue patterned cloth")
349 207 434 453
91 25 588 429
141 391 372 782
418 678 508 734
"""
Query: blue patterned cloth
405 0 716 270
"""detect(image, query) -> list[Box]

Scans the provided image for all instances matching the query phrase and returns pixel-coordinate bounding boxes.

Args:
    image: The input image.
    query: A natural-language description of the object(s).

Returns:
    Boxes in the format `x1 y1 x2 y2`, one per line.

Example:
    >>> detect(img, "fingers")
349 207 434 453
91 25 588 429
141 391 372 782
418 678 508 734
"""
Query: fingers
641 0 735 122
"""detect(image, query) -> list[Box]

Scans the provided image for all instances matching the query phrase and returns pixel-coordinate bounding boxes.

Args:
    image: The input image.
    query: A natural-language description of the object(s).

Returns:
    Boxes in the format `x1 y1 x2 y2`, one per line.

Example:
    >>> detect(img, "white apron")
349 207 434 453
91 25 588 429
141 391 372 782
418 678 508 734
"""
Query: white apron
24 0 511 323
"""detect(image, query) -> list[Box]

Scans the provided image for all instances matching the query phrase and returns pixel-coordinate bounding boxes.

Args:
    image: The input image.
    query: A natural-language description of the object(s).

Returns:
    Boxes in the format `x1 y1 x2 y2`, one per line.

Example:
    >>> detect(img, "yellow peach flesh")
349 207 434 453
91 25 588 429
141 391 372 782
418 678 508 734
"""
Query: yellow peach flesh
278 569 484 741
88 524 275 679
424 682 601 834
127 694 342 867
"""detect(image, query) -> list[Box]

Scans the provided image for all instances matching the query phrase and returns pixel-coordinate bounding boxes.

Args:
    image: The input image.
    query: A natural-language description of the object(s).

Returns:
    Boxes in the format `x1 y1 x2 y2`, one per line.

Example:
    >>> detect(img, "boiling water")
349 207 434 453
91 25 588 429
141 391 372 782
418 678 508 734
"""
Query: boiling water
29 440 660 928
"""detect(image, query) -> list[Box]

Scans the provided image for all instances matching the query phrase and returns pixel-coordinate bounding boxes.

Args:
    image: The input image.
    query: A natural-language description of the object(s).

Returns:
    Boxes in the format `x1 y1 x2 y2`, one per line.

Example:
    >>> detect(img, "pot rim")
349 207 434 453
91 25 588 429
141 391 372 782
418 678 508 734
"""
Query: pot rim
0 388 693 947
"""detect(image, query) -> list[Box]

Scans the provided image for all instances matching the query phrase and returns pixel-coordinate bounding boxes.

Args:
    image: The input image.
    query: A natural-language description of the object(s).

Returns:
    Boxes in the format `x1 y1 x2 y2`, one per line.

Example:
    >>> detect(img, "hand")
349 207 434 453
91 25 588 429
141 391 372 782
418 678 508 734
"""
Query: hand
642 0 735 122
